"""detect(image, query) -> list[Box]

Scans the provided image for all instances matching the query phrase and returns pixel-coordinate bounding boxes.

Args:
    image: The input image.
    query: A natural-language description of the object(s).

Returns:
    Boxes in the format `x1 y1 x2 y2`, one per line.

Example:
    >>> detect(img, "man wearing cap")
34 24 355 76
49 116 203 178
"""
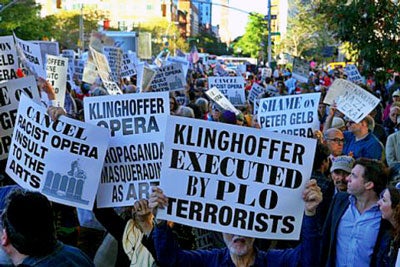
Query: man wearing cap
330 156 355 193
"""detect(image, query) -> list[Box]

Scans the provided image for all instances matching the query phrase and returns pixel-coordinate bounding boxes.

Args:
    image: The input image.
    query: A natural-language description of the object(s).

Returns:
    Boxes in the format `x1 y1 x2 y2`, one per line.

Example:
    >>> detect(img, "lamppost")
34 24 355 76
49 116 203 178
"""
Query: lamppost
267 0 272 64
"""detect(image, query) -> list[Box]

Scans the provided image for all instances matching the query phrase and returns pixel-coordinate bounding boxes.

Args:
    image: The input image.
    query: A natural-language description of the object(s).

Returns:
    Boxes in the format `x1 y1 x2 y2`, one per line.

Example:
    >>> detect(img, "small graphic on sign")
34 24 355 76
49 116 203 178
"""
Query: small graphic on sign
43 159 89 204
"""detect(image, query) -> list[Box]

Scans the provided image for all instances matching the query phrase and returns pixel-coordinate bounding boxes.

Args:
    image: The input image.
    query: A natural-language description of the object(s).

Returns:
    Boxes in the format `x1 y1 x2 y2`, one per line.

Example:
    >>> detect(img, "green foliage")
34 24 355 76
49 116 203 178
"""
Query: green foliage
315 0 400 71
195 29 229 55
134 18 188 56
0 0 56 40
280 0 336 61
233 13 268 58
49 9 106 50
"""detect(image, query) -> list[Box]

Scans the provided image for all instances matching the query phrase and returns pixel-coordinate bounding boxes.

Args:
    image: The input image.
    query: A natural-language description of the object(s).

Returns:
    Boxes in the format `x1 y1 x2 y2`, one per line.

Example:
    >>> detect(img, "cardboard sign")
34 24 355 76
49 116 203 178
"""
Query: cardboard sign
166 56 189 79
84 92 169 208
121 52 136 78
6 94 109 210
103 46 123 82
0 76 41 160
208 76 246 106
0 35 18 81
46 55 68 107
205 87 240 115
14 36 46 78
149 63 186 92
257 93 321 138
292 57 309 83
158 116 317 239
90 47 122 95
324 79 380 123
344 64 363 84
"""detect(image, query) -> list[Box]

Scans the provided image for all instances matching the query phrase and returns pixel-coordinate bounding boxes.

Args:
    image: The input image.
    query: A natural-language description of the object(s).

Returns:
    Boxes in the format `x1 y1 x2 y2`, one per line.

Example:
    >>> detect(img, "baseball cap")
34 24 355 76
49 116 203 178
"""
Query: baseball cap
331 156 355 173
392 90 400 97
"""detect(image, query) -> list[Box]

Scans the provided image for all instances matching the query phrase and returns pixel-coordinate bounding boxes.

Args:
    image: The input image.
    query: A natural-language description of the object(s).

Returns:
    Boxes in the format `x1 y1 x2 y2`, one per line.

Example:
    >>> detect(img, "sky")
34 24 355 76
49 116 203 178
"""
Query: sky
212 0 268 40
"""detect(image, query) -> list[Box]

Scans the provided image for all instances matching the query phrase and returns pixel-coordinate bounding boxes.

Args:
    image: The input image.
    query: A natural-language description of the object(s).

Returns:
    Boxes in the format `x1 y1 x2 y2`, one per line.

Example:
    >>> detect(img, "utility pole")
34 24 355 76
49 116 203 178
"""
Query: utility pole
267 0 272 64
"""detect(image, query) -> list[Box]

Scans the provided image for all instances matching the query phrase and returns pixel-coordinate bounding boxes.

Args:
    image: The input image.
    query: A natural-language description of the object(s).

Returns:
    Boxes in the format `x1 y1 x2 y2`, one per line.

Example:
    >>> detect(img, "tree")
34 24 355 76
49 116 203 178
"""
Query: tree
279 0 336 61
0 0 56 40
314 0 400 71
134 18 188 56
48 8 106 50
233 13 268 58
195 28 229 55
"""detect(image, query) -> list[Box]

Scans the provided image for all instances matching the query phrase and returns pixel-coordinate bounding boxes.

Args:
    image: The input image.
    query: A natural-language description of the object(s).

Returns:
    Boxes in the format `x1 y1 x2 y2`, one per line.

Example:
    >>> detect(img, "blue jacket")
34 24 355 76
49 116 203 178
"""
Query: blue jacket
153 215 320 267
342 131 383 160
320 192 392 267
21 241 94 267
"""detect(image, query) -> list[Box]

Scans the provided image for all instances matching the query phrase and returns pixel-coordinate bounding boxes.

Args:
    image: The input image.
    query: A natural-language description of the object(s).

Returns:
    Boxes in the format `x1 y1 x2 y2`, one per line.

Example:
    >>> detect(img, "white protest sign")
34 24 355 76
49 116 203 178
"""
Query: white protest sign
62 50 76 85
208 76 246 106
158 116 317 239
90 47 122 95
121 52 136 78
344 64 363 84
84 92 169 208
74 59 85 82
0 76 40 160
258 93 321 138
292 57 309 82
206 87 240 115
82 60 97 85
6 94 109 210
166 56 189 78
248 82 265 104
46 55 68 108
149 63 185 92
103 46 122 82
0 35 18 81
323 79 380 123
14 36 46 78
34 41 60 68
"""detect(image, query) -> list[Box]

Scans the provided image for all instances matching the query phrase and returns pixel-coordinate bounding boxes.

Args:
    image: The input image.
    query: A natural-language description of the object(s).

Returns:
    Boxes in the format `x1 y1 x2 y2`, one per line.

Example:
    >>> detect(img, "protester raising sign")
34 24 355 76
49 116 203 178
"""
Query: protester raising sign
158 116 317 239
208 76 246 106
6 94 109 210
149 63 186 92
84 92 169 208
46 55 68 108
14 35 46 78
205 87 240 115
323 78 380 123
0 35 18 81
257 93 321 138
0 76 41 160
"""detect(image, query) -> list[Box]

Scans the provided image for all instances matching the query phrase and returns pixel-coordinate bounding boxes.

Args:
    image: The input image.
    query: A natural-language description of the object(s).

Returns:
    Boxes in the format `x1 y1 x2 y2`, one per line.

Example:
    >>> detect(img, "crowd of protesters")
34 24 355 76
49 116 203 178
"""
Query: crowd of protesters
0 48 400 267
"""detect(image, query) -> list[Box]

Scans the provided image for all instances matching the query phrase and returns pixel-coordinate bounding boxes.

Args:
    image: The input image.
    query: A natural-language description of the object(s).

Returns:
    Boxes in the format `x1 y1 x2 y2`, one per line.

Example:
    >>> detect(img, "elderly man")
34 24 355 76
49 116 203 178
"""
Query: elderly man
323 128 345 162
149 180 322 267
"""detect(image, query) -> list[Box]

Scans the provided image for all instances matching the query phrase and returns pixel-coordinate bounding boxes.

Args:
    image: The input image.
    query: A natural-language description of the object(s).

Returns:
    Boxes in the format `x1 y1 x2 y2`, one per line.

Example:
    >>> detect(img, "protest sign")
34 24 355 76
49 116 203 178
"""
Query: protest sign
46 55 68 107
62 50 76 86
82 59 97 85
149 63 186 92
208 76 246 106
248 82 265 104
166 56 189 78
14 35 46 78
74 59 85 82
323 78 380 123
137 63 157 92
90 46 122 95
0 76 40 160
292 57 309 83
120 52 136 78
257 93 320 138
344 64 363 84
6 94 109 210
103 46 122 82
34 41 60 67
0 35 18 81
84 92 169 207
158 116 317 239
205 87 240 115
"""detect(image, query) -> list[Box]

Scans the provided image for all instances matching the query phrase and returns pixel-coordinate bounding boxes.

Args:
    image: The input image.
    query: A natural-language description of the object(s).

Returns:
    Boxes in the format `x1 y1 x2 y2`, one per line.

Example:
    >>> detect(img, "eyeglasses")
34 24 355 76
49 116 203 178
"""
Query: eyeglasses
327 138 345 144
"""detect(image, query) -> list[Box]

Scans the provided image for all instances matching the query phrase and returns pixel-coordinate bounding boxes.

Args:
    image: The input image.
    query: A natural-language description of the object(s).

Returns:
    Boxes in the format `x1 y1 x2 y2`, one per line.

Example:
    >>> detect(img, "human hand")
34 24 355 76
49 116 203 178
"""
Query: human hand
148 186 168 217
38 77 56 100
47 106 66 121
302 179 322 216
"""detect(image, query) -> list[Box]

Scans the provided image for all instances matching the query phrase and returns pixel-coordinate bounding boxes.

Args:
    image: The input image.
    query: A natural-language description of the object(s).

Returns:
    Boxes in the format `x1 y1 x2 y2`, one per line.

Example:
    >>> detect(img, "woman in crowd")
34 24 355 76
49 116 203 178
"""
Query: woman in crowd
378 185 400 266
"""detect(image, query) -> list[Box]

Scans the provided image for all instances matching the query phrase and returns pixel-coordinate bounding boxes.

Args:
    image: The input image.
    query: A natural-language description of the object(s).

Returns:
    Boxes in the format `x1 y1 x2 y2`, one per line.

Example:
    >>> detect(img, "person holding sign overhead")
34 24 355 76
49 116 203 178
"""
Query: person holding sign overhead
148 180 322 267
